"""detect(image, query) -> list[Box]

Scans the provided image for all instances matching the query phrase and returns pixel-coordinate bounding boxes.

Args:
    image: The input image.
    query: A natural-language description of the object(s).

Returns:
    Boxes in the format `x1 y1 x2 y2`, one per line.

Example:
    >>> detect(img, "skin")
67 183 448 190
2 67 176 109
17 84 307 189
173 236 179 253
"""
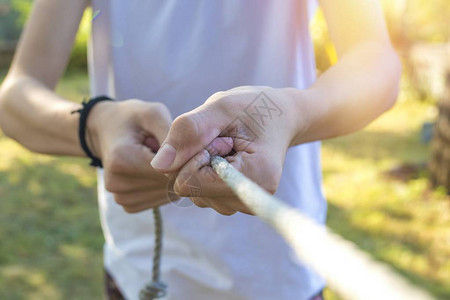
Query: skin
0 0 172 213
151 0 402 215
0 0 401 215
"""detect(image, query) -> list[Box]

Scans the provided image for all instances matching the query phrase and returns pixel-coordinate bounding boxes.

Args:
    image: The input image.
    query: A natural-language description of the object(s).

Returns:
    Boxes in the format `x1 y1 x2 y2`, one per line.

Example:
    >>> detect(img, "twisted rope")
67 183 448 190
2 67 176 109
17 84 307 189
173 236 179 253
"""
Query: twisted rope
210 155 432 300
139 207 167 300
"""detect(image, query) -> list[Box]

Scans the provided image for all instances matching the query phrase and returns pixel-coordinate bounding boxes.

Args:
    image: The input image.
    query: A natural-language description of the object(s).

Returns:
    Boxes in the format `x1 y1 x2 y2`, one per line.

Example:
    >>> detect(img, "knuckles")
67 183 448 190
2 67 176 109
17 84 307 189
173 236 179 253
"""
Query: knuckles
113 192 166 213
101 96 282 215
123 206 140 213
193 197 237 216
122 99 172 127
142 102 171 122
206 91 227 103
173 173 201 198
214 207 237 216
104 146 130 174
104 176 124 193
171 114 200 141
114 194 130 207
206 91 234 109
103 146 134 193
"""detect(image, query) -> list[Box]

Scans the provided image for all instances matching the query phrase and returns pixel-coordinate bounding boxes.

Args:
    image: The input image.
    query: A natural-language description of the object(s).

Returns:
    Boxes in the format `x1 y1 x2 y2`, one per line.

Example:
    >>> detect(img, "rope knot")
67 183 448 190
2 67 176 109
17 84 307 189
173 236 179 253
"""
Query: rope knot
139 281 167 300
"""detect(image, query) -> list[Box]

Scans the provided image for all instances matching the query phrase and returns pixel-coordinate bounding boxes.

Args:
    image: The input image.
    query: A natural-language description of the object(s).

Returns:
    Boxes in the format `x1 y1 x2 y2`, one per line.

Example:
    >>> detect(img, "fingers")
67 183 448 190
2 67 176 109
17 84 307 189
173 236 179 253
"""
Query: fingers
104 139 164 178
103 138 169 199
191 197 254 216
172 144 254 215
100 100 175 213
226 151 281 195
104 171 167 193
205 137 233 156
191 197 208 208
190 197 237 215
167 136 234 196
138 102 172 147
102 98 279 215
173 149 234 197
151 102 230 173
114 189 169 213
174 146 279 211
143 136 160 153
172 147 254 198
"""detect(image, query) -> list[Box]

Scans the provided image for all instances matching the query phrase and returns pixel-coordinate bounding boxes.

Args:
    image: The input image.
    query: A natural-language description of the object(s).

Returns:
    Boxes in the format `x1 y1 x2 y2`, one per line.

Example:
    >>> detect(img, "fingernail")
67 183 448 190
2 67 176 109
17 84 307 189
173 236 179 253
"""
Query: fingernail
151 143 176 170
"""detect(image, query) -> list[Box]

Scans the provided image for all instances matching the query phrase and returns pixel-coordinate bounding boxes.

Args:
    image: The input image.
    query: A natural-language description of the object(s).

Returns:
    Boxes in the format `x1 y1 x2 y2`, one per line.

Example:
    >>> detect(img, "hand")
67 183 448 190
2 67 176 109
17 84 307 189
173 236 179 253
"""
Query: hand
87 99 173 213
151 86 303 215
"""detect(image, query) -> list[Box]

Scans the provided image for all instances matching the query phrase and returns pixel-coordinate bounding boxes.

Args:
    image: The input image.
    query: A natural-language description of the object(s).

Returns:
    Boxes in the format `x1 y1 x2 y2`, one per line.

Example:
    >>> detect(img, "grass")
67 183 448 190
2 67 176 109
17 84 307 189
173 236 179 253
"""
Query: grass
0 72 449 299
0 72 102 299
322 98 450 299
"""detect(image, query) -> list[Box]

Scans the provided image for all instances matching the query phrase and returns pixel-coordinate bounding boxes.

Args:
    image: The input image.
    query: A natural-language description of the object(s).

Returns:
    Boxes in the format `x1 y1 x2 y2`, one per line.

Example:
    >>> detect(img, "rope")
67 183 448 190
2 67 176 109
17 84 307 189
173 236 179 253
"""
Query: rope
210 155 432 300
139 207 167 300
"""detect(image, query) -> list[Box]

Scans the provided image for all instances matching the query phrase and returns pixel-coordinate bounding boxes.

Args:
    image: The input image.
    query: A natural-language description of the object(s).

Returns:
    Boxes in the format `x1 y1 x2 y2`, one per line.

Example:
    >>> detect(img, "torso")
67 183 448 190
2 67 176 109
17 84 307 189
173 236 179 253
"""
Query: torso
90 1 326 299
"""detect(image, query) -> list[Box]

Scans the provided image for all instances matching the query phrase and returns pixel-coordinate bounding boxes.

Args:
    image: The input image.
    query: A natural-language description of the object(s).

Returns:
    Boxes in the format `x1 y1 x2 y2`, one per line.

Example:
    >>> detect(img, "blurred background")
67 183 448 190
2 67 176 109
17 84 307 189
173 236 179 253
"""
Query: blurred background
0 0 448 299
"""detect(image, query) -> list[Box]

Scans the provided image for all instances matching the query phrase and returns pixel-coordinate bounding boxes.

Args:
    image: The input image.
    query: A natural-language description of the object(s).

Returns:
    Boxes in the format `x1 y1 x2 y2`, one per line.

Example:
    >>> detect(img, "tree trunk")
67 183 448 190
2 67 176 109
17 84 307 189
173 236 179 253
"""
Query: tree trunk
429 71 450 192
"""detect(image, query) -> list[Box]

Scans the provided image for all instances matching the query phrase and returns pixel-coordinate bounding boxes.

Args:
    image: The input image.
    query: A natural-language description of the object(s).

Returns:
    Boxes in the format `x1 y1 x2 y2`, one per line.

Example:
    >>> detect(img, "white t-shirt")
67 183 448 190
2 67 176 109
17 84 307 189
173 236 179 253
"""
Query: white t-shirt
89 1 326 299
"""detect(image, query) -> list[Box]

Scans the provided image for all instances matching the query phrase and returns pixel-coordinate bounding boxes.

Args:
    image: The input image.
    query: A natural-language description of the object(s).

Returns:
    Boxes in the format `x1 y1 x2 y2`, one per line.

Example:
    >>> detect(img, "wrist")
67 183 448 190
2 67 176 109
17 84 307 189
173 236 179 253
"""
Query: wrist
85 100 116 160
281 87 323 146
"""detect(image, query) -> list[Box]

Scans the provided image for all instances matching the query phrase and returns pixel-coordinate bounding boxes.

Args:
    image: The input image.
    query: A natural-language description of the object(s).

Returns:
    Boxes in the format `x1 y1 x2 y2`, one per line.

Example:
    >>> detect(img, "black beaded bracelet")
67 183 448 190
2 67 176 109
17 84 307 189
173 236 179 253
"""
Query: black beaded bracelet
71 95 114 168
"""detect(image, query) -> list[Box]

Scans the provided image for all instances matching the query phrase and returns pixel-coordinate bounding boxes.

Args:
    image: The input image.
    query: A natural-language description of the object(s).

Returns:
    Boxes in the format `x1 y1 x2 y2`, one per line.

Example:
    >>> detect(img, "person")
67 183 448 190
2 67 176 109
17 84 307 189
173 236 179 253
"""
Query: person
0 0 401 299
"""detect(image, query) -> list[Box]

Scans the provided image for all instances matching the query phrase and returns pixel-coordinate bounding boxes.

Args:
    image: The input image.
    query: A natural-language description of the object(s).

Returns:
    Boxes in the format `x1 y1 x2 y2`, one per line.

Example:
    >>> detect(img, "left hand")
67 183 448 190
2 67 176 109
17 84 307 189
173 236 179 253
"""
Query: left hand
151 86 304 215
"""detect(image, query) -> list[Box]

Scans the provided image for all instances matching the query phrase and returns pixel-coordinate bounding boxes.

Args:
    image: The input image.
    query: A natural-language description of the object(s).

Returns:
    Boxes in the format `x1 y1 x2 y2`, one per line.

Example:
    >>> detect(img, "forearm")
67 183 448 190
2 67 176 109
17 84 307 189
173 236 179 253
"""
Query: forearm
0 74 84 156
288 41 401 145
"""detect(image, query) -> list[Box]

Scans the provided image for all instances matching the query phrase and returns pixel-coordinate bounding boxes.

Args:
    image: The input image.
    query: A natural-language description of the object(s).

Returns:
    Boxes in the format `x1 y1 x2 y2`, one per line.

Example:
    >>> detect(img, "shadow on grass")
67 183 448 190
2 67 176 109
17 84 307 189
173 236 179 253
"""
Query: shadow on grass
327 202 450 299
0 156 103 299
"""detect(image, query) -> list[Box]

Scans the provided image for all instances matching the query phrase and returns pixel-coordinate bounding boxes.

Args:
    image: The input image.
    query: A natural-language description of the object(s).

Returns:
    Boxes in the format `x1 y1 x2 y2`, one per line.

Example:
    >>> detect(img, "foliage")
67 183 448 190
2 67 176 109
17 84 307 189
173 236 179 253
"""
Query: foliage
66 8 91 71
310 9 336 73
0 0 90 71
10 0 33 28
311 0 449 102
0 0 28 41
381 0 450 44
2 0 449 74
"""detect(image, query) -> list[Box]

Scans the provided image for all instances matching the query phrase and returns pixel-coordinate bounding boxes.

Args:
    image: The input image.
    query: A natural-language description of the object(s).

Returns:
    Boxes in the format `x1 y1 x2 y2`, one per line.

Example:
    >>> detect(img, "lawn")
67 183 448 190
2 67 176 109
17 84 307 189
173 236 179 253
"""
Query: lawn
0 72 449 299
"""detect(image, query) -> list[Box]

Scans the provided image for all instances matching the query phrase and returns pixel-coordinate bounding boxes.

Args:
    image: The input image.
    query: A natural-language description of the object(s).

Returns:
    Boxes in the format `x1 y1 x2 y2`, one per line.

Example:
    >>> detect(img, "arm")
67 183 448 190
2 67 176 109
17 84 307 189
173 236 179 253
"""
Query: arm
0 0 173 212
151 0 401 215
0 0 88 155
288 0 402 145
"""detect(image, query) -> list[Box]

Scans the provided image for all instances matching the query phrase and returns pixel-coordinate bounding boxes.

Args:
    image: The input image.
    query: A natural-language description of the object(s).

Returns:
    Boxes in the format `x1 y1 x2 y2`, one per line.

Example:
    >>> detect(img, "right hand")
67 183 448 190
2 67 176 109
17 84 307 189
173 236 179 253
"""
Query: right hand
87 99 172 213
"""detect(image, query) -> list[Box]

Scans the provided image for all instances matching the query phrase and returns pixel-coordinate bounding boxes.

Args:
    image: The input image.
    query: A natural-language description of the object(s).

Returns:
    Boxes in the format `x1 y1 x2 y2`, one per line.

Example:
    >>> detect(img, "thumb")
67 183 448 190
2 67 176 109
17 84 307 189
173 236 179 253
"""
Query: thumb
151 105 227 173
